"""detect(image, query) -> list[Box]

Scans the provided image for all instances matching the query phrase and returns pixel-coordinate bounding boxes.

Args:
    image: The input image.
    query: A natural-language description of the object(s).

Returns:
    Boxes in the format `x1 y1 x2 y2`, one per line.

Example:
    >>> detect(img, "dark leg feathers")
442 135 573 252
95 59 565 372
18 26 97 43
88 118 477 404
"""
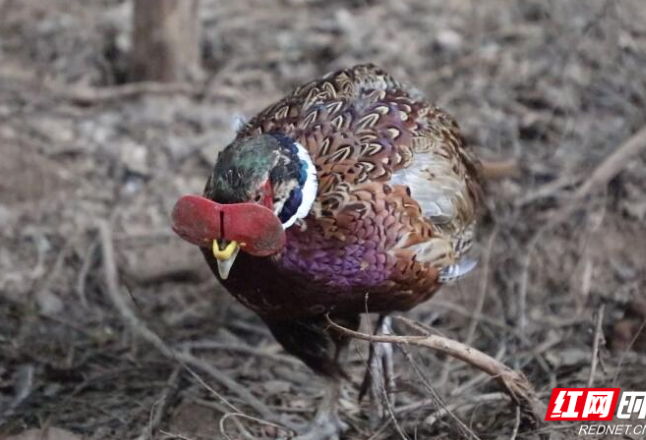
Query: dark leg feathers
264 314 360 440
264 314 360 379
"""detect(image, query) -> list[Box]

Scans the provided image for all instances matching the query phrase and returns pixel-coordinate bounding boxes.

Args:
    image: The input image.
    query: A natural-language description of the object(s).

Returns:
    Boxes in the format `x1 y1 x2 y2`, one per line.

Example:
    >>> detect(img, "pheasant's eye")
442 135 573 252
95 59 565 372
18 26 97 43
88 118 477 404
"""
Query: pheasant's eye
253 194 262 203
273 197 280 203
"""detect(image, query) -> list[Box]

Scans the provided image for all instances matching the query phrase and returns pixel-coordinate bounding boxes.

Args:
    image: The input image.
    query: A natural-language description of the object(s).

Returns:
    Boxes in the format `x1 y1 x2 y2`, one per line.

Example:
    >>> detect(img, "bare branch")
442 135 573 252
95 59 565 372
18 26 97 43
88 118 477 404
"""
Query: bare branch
98 220 279 423
326 314 545 424
587 304 605 387
575 125 646 200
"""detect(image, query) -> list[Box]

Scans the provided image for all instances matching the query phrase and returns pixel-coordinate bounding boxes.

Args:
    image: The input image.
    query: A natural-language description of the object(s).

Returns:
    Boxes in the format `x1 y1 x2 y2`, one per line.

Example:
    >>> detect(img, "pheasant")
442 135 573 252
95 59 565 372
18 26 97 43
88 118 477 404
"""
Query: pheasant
172 64 482 439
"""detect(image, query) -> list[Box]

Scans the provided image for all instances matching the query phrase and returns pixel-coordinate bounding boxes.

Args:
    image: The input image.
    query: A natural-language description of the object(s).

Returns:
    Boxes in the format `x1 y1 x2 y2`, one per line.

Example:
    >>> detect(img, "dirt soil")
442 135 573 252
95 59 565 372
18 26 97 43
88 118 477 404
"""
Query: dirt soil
1 0 646 439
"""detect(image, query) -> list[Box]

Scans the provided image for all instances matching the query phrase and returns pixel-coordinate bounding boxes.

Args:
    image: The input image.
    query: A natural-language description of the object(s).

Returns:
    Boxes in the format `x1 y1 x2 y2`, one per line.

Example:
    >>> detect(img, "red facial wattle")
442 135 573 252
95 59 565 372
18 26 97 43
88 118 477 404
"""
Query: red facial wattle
171 195 285 257
260 180 274 210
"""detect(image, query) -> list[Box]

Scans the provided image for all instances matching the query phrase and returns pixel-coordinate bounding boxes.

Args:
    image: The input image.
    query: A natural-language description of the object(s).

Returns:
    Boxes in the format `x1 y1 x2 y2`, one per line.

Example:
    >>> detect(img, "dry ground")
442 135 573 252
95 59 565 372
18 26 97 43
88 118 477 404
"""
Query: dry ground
1 0 645 439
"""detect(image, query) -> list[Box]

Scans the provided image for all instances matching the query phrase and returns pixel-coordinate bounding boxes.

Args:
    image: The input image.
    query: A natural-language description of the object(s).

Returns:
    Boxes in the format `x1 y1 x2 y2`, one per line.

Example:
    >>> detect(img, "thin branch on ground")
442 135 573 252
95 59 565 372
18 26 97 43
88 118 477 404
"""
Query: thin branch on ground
181 340 302 366
509 406 521 440
53 82 191 105
439 228 499 387
135 366 182 440
515 174 580 207
516 203 585 344
381 378 410 440
189 399 256 440
174 350 280 422
419 393 509 427
466 228 499 346
365 420 392 440
326 314 545 424
430 301 520 336
398 343 482 440
158 430 197 440
449 345 506 397
587 304 605 387
47 80 238 106
219 412 293 440
574 125 646 200
76 238 98 309
0 364 34 427
98 220 280 424
480 158 520 180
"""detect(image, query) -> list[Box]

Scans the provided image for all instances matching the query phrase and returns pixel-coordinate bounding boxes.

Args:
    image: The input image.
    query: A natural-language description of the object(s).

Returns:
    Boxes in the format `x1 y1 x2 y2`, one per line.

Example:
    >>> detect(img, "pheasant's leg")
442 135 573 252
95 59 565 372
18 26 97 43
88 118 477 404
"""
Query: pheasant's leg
264 315 359 439
294 378 348 440
359 315 396 424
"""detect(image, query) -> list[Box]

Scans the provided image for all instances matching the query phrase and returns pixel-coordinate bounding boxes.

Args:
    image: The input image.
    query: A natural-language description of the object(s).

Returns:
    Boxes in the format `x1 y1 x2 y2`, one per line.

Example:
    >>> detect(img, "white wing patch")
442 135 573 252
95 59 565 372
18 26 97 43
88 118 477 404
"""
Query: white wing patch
392 150 477 282
391 154 465 224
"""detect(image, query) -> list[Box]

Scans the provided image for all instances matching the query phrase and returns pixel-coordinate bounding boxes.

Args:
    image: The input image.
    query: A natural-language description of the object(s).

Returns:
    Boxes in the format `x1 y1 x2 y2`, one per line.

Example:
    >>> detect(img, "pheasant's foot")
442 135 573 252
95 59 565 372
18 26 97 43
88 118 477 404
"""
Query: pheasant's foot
292 410 348 440
293 379 348 440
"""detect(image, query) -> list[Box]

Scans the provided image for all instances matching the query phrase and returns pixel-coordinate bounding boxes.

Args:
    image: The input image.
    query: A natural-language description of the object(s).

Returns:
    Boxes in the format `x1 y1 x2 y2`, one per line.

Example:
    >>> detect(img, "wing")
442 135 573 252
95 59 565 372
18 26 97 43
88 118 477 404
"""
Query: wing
238 64 482 297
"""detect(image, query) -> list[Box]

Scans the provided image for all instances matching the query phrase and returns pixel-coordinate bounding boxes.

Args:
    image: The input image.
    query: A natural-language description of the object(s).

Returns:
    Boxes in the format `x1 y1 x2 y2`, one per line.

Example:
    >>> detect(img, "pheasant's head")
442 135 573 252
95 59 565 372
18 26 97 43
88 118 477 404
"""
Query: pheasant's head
171 134 317 279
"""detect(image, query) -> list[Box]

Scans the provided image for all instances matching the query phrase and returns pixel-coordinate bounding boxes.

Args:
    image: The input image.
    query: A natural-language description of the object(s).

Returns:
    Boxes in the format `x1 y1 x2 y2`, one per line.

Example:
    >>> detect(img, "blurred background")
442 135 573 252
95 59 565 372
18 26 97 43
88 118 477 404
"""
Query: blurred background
0 0 645 439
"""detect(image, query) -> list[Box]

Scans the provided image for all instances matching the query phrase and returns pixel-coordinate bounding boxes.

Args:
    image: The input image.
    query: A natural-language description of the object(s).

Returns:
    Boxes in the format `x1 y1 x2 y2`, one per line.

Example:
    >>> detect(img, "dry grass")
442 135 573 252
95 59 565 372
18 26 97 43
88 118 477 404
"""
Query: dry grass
1 0 645 439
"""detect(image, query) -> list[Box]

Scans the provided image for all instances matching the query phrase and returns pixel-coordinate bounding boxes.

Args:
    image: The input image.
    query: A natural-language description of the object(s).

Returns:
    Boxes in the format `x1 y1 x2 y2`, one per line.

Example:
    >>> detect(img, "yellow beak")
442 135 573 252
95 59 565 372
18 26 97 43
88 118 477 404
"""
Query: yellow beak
212 240 239 280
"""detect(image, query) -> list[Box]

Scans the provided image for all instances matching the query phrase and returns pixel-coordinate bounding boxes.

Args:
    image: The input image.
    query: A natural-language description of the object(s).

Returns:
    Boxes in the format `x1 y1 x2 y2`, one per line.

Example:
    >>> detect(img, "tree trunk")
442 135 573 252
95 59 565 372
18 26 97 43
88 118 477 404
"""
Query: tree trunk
130 0 202 82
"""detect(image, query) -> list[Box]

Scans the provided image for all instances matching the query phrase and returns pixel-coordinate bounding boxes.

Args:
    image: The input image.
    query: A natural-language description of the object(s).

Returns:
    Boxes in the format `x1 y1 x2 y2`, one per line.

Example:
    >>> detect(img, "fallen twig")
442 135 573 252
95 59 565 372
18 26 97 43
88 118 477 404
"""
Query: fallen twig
98 220 280 424
515 174 579 207
219 412 293 440
135 367 182 440
575 125 646 200
54 82 195 105
175 350 278 421
0 364 34 427
403 392 509 426
76 238 98 309
326 315 545 425
480 158 520 180
439 228 498 387
398 342 482 440
465 228 499 346
181 340 302 366
510 405 521 440
44 79 238 106
587 304 605 387
158 430 196 440
99 221 171 357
